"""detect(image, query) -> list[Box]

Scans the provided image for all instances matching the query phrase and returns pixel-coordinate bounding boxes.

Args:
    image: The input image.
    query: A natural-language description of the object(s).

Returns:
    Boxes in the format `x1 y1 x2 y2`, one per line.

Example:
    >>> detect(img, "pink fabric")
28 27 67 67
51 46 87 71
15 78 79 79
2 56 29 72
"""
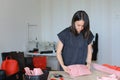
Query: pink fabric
67 64 91 77
97 74 118 80
33 68 43 75
93 63 120 78
24 67 43 76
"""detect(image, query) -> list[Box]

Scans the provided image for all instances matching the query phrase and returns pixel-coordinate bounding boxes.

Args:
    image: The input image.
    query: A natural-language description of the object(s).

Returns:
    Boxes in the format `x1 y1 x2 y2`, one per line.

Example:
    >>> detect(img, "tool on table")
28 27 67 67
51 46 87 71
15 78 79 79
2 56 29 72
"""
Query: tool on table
50 73 64 80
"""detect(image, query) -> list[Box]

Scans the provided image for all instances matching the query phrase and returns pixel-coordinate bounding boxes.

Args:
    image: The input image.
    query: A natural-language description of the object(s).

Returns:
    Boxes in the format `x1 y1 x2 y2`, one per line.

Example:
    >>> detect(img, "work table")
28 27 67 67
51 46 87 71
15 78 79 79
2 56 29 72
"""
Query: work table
47 70 108 80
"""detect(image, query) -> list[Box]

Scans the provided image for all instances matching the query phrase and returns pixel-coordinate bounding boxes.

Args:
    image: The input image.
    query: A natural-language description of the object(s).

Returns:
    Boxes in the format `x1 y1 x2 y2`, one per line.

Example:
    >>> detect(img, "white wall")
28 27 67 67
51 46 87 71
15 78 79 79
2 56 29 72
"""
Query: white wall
0 0 120 66
111 0 120 65
0 0 41 64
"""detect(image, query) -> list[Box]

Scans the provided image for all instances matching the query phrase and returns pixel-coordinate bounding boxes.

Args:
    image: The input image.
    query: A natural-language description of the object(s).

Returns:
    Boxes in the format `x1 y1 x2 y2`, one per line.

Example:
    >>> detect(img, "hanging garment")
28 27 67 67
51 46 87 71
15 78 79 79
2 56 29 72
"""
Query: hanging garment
92 33 98 61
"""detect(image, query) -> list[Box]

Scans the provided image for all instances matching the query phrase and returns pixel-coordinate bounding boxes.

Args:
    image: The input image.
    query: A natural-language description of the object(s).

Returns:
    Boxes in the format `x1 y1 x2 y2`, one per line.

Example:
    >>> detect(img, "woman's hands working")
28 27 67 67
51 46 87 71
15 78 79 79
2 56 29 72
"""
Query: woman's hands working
61 65 70 72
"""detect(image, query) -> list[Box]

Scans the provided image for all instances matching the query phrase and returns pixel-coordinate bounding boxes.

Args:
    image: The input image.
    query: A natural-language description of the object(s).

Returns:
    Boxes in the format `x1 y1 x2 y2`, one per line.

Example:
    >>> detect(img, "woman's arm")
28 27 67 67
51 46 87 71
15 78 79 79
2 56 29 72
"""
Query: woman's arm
56 40 64 67
86 43 93 69
56 40 70 72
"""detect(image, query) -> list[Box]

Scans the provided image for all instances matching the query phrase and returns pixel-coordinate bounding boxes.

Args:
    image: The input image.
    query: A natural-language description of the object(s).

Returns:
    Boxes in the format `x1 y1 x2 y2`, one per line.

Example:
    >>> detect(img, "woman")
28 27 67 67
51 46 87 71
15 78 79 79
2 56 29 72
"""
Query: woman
56 10 94 72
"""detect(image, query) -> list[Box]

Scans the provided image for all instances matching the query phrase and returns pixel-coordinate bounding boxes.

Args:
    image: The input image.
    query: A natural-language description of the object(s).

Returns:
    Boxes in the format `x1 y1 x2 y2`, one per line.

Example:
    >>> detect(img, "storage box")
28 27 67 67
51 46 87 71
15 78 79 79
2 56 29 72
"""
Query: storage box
25 70 49 80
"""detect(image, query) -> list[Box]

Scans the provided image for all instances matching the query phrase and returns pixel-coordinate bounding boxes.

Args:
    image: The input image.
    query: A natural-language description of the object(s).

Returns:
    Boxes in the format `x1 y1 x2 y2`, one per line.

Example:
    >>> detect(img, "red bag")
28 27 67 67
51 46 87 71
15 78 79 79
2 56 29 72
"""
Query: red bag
1 56 19 76
33 56 47 70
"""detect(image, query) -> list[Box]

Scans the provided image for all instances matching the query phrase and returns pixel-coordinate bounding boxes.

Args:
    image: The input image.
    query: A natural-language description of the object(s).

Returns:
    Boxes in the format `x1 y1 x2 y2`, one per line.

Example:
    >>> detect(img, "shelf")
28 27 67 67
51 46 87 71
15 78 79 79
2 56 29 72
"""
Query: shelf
26 52 56 56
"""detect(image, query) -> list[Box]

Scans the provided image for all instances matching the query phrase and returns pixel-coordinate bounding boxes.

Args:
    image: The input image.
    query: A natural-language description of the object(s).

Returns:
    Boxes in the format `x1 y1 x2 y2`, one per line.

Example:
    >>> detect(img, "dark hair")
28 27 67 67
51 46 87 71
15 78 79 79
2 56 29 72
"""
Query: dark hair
70 10 90 39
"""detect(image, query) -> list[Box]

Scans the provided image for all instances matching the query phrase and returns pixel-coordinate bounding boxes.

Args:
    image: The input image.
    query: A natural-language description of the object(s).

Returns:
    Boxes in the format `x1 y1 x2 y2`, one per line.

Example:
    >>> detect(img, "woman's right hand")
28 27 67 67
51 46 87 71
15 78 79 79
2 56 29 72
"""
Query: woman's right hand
62 65 70 72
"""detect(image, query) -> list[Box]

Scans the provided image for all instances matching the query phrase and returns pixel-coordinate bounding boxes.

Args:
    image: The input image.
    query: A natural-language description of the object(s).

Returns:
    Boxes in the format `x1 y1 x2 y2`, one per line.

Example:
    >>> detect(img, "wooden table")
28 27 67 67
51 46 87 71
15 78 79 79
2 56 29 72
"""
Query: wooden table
47 70 108 80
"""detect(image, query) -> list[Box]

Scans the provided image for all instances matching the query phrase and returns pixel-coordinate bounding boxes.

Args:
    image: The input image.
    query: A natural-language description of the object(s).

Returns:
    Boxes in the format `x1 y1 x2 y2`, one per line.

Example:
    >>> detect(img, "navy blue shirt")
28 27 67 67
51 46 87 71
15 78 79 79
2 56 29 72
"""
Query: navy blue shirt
57 27 94 68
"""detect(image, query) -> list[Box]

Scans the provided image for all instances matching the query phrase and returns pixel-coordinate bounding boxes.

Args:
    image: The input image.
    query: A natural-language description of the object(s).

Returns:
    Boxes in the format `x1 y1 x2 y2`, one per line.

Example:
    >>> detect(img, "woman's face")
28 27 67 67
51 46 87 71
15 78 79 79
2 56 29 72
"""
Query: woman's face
75 20 84 33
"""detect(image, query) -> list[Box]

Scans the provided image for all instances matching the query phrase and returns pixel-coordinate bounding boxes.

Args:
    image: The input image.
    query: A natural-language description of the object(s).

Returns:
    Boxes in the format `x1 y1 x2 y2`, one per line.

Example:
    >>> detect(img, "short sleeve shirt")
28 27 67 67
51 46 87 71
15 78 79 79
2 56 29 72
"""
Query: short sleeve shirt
57 27 94 66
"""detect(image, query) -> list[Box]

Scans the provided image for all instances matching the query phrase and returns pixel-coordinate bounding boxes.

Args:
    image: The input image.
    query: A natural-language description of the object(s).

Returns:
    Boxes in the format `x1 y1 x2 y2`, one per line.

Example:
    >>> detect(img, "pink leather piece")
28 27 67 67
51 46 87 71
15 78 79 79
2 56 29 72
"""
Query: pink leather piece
33 68 43 75
24 67 43 76
67 64 91 77
24 67 31 75
97 74 118 80
93 63 120 78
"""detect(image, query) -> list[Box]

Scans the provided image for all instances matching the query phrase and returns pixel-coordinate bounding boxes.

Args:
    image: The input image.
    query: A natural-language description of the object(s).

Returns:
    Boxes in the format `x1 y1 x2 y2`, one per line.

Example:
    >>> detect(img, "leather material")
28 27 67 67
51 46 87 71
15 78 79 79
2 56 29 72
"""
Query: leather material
93 63 120 78
67 64 91 77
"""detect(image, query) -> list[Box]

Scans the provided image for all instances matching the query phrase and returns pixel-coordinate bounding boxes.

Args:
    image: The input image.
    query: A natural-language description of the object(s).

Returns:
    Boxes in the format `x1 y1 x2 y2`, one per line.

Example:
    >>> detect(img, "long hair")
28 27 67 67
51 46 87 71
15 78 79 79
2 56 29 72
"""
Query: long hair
70 10 90 39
